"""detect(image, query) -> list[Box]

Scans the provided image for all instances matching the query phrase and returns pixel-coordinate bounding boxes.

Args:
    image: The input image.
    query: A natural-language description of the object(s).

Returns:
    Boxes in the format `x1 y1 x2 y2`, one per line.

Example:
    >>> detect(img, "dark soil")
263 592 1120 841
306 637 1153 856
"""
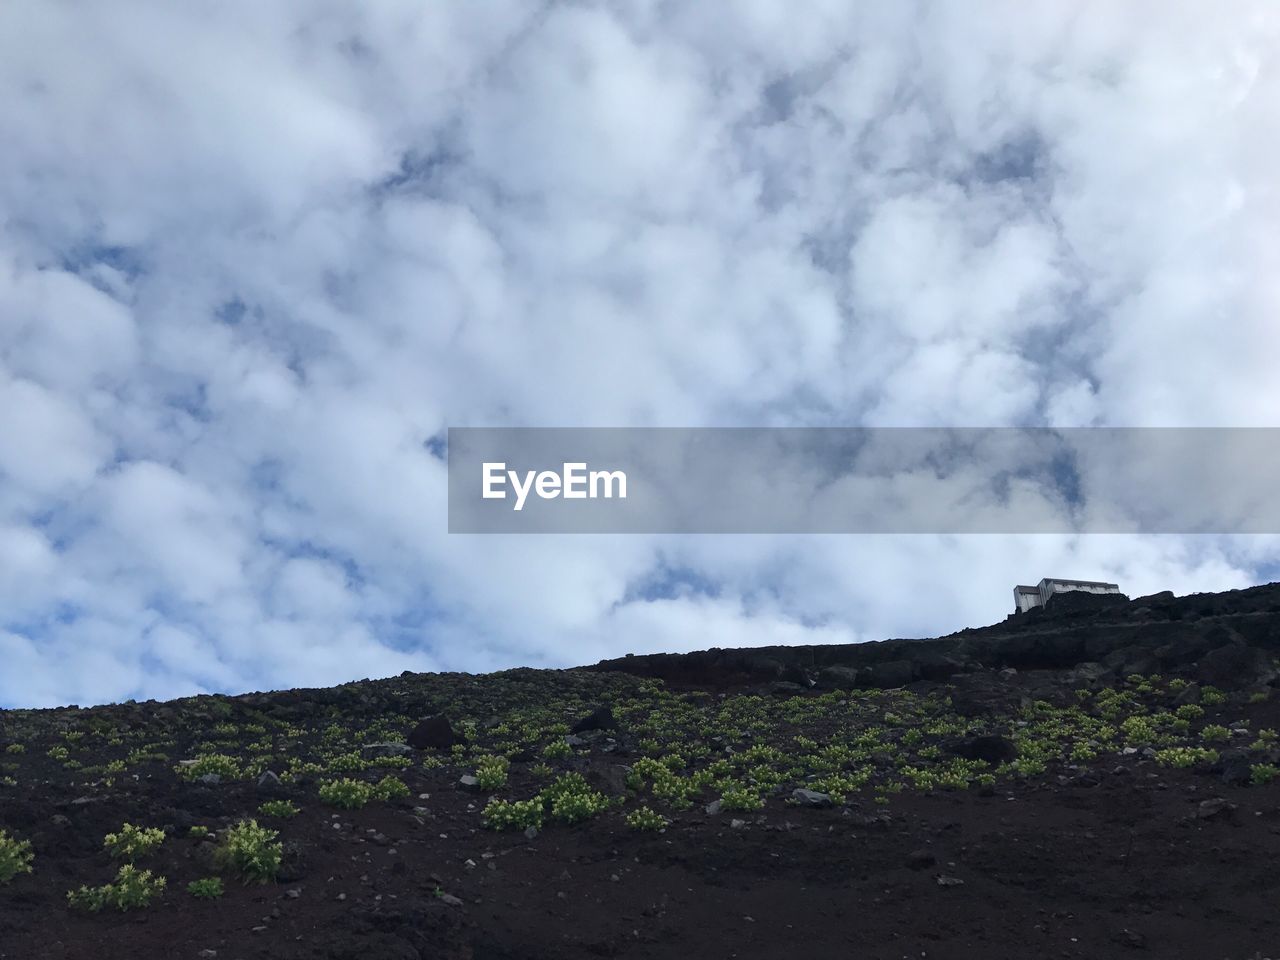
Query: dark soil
2 583 1279 960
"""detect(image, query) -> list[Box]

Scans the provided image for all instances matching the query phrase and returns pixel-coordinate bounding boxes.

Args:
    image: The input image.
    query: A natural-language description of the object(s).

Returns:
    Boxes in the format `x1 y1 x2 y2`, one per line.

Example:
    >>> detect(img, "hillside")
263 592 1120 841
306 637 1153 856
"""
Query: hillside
1 584 1278 959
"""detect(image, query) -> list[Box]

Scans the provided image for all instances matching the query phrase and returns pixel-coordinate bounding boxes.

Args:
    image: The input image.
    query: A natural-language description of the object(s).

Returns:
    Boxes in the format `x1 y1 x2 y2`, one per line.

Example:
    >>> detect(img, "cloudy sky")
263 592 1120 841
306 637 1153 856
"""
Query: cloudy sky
1 2 1277 708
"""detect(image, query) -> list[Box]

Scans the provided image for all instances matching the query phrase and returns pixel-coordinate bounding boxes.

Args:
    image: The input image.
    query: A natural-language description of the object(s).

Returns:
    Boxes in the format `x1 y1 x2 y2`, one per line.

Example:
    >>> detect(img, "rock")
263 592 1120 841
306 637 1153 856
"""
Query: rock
864 659 915 689
945 735 1018 765
197 773 222 786
1115 928 1147 949
437 892 464 907
408 715 459 751
362 741 414 759
767 681 806 697
1196 798 1237 820
1198 641 1277 689
790 788 833 808
457 775 480 791
257 770 281 788
729 819 746 829
523 826 538 840
705 800 723 816
816 665 861 690
905 849 936 870
936 875 965 886
571 705 616 734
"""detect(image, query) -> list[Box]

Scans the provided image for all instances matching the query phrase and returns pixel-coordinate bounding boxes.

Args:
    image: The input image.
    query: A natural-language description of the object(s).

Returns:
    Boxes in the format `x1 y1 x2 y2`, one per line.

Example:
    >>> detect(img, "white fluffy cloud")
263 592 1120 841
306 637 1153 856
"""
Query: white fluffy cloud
0 2 1276 706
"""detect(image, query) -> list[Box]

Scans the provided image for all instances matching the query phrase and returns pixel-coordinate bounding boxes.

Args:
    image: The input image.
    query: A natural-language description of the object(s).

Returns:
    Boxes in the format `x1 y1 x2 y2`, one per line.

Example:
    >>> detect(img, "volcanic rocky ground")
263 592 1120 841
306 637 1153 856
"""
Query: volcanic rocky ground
2 584 1280 959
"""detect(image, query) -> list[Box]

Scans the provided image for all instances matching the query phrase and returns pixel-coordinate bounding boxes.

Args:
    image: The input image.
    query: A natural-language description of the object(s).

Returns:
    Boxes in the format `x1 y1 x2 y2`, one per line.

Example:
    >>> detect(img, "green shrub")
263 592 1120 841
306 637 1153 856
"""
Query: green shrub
258 800 300 818
67 865 166 912
188 826 210 838
719 783 764 812
481 798 544 831
5 744 24 755
1175 704 1205 720
625 805 668 831
372 775 410 801
1201 687 1227 706
214 820 282 884
1250 763 1278 785
475 755 510 790
319 777 374 809
1154 746 1219 768
1200 725 1230 742
542 740 572 760
0 830 34 884
175 754 242 781
104 824 165 861
187 876 224 899
541 772 611 824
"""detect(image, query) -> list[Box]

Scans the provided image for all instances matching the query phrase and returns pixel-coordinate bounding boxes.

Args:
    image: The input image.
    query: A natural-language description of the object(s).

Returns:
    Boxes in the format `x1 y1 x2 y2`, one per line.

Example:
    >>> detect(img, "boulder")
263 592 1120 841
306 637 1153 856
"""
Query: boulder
816 665 861 691
362 741 414 759
945 735 1017 765
408 715 459 751
790 788 833 808
1197 642 1277 689
863 660 915 689
571 706 617 734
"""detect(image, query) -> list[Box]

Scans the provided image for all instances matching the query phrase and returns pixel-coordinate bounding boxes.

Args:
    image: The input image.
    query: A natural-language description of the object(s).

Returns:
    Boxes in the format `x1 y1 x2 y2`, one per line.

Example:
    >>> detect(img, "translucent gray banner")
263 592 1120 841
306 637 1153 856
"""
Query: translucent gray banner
446 428 1280 533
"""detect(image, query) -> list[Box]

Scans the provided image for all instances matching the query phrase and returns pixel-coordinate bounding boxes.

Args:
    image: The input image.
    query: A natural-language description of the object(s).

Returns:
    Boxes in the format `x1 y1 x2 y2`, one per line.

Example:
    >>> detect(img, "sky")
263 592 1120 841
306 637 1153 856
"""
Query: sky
1 1 1278 708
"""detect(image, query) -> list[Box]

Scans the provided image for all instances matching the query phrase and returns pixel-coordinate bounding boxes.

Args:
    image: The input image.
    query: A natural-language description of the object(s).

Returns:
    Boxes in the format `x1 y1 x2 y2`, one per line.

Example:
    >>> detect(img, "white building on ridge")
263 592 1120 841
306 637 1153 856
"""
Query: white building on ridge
1013 577 1121 614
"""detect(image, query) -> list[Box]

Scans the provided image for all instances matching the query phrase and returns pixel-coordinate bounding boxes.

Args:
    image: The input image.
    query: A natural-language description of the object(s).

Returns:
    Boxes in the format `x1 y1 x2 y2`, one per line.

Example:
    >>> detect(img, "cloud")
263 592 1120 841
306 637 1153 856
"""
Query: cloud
0 2 1276 706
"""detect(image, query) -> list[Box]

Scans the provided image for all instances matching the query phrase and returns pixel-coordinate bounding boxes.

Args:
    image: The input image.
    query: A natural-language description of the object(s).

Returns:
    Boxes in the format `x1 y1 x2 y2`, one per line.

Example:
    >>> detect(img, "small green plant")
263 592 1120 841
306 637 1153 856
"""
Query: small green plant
719 783 764 812
373 775 410 800
1201 687 1227 706
1175 704 1205 720
5 744 24 755
46 746 69 761
175 754 242 781
1249 691 1270 704
319 777 374 809
475 755 510 790
188 825 210 838
258 799 300 818
542 740 572 760
187 876 224 899
482 797 544 831
1154 746 1219 768
67 865 166 912
104 824 166 861
0 830 35 884
1250 763 1278 785
625 805 668 831
1200 725 1230 743
213 820 282 884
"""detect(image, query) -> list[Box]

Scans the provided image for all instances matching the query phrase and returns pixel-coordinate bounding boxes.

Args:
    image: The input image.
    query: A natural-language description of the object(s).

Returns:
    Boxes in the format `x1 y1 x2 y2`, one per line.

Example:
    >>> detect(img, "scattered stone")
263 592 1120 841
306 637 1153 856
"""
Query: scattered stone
705 800 722 816
905 849 937 870
523 826 539 840
361 741 414 759
408 715 459 750
437 892 464 907
285 889 301 899
197 773 222 786
1196 798 1237 820
457 775 480 791
730 819 746 829
198 951 218 958
936 875 965 886
790 788 833 808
